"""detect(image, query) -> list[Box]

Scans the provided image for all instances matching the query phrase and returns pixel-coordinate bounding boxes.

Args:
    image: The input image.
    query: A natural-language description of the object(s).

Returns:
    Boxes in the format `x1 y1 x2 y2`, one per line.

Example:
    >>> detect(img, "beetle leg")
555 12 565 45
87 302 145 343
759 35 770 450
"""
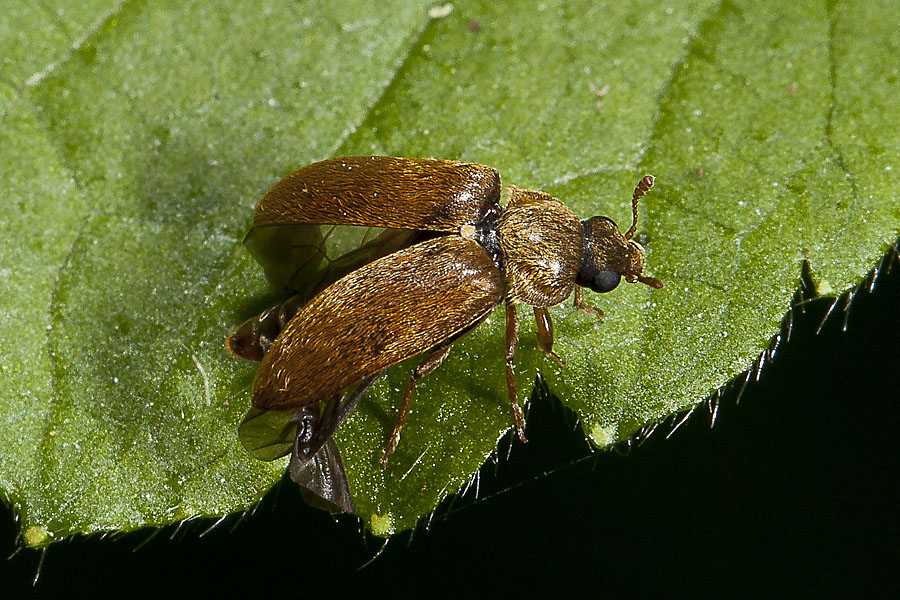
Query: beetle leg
382 344 454 468
532 307 565 367
573 285 604 320
505 299 528 443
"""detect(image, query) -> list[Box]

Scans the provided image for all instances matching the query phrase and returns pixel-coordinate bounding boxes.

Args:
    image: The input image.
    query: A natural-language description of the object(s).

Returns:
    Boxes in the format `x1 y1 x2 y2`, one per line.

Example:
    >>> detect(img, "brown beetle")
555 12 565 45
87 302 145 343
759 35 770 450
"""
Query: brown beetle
229 156 662 510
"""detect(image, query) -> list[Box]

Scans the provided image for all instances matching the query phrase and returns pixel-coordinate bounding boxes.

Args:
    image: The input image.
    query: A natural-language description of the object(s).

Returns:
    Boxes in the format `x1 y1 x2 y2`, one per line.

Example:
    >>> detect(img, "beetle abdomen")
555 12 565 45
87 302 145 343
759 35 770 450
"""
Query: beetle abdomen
227 294 306 362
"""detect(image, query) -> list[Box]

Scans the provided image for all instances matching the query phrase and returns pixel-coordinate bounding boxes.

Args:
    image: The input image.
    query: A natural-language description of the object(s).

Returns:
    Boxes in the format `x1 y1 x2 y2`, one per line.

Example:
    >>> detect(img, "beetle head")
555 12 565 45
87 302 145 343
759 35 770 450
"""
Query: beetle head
576 175 663 294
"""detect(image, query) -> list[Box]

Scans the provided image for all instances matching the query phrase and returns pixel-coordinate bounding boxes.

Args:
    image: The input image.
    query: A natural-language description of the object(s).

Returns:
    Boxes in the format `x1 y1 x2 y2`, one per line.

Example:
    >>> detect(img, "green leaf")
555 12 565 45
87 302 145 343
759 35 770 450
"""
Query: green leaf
2 0 898 544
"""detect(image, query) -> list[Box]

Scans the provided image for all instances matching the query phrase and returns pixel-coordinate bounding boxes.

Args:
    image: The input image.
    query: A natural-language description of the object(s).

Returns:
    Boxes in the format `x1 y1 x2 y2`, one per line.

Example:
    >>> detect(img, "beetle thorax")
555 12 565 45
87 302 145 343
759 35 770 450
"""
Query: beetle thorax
496 187 583 307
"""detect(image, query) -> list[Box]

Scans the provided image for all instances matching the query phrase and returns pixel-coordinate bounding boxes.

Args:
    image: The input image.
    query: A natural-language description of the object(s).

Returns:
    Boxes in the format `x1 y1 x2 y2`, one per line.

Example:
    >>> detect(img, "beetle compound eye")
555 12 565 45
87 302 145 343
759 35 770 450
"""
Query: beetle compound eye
593 270 621 293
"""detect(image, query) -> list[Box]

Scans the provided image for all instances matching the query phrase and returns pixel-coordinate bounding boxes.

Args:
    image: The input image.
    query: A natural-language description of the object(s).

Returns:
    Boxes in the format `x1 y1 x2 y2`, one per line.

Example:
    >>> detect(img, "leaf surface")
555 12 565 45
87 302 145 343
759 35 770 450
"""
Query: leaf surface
1 0 897 542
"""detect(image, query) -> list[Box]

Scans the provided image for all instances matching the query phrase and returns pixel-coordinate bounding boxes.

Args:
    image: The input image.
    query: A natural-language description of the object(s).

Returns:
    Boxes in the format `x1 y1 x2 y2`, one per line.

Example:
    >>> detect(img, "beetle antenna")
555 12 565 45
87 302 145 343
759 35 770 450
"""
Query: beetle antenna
638 274 664 289
624 175 654 241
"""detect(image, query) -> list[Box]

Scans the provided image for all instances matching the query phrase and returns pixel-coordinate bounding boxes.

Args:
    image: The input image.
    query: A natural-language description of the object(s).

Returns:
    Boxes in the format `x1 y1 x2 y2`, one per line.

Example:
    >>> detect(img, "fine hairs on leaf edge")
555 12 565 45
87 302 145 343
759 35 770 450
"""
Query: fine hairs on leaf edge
11 240 900 559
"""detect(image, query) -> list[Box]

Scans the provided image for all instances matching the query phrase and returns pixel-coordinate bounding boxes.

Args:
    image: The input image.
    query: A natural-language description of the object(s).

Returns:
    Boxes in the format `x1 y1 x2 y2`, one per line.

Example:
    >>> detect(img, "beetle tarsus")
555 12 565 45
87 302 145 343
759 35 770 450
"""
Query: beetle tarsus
533 307 565 367
543 348 565 369
512 401 527 443
573 285 605 320
382 431 401 469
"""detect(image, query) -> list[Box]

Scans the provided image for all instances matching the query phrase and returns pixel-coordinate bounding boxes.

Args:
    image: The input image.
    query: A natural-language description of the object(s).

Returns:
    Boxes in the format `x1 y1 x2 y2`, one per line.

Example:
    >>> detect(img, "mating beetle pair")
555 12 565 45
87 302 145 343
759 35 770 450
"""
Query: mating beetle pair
228 156 662 513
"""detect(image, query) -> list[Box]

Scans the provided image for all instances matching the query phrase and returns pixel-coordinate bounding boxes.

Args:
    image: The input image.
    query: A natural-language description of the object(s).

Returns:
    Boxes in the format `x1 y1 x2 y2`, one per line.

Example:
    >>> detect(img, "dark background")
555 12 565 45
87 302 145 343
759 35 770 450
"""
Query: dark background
3 247 898 596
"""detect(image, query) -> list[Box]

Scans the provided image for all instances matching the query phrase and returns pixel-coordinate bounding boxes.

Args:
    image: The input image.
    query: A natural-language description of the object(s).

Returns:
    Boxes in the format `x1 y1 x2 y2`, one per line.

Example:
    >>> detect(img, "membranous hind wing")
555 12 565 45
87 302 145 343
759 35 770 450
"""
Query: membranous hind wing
251 235 505 411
